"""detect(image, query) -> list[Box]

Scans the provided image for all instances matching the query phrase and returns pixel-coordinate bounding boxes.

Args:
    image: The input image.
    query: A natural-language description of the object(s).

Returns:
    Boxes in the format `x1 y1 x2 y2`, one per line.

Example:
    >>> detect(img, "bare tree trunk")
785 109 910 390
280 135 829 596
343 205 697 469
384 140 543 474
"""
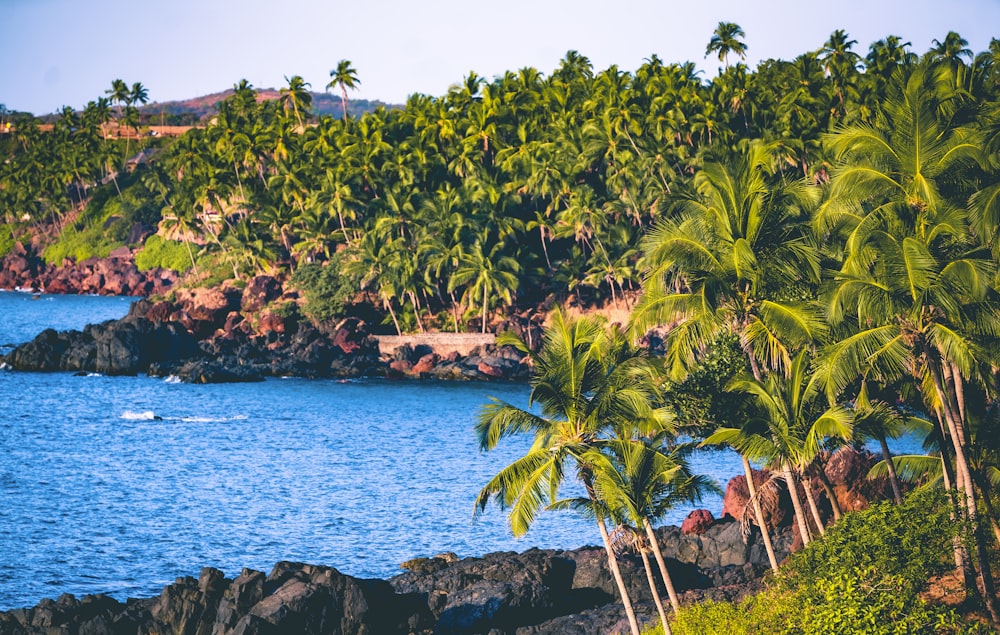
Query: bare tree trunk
741 456 780 572
930 363 1000 625
783 463 812 548
596 515 641 635
812 458 842 522
639 548 672 635
878 435 904 505
801 470 826 536
643 517 681 612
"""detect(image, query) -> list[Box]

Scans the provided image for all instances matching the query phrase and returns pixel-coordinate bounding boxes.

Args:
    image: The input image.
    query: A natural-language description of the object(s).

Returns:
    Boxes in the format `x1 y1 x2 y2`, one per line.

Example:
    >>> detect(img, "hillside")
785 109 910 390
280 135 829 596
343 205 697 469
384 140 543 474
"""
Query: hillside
140 88 400 123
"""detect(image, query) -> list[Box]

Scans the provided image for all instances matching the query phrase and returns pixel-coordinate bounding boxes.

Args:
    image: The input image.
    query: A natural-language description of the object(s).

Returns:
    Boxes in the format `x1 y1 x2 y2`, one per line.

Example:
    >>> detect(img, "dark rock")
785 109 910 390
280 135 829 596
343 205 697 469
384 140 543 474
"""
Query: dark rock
241 276 284 314
391 549 578 634
170 359 265 384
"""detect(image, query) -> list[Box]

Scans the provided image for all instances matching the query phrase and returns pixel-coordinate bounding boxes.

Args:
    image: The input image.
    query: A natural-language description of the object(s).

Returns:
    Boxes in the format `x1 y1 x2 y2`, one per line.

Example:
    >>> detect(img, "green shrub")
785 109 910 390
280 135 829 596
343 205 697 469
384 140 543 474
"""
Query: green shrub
290 253 360 323
0 223 18 257
670 489 989 635
42 226 116 263
135 235 193 272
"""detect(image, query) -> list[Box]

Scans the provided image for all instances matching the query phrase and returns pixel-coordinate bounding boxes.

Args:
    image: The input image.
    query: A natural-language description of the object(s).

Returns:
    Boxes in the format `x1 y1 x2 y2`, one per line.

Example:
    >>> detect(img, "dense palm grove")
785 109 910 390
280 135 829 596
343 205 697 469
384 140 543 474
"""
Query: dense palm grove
5 25 1000 633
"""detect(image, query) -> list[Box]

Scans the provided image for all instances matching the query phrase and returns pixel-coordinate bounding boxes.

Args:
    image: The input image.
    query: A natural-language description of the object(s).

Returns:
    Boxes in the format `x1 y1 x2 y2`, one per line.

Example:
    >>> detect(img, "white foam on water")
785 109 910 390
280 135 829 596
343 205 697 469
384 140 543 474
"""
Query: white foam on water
179 414 249 423
163 375 182 384
120 410 158 421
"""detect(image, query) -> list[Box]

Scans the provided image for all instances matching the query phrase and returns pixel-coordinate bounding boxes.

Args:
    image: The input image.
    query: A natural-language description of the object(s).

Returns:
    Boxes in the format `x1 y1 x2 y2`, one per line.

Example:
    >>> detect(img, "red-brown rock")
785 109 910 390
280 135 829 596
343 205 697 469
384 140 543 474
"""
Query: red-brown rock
412 353 439 375
389 359 413 374
721 469 788 530
477 361 504 378
241 275 283 313
681 509 715 535
257 311 287 335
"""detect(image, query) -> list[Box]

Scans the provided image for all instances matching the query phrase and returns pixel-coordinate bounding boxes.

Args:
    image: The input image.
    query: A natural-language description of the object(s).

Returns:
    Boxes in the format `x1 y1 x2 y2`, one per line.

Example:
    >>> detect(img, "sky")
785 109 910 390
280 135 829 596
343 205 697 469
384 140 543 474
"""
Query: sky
2 0 999 115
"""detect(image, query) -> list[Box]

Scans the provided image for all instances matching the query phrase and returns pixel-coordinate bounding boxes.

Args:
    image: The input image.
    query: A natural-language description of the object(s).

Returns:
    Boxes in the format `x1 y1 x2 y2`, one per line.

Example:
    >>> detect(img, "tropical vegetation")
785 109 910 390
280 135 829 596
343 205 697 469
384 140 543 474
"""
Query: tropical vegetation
4 23 1000 631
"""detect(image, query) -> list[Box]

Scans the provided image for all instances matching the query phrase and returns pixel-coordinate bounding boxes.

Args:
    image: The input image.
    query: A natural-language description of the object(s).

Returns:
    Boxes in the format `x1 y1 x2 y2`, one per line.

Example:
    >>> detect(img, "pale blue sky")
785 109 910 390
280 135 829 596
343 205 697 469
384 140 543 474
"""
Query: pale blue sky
2 0 999 115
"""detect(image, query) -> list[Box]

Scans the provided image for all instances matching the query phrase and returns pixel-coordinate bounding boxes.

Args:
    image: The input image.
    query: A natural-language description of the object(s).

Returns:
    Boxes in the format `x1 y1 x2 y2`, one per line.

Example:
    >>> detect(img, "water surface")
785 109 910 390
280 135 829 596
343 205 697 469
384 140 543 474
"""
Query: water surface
0 292 744 610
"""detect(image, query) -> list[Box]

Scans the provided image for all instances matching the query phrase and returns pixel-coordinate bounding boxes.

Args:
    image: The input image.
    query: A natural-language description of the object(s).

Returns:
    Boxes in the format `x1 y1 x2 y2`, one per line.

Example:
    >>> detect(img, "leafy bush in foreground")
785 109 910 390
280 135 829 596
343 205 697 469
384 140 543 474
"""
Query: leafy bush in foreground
668 489 990 635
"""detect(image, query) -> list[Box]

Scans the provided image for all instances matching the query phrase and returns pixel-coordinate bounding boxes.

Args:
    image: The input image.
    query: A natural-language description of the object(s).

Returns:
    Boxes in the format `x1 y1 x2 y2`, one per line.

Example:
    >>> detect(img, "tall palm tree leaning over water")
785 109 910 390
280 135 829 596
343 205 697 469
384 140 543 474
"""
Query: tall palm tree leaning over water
474 311 675 635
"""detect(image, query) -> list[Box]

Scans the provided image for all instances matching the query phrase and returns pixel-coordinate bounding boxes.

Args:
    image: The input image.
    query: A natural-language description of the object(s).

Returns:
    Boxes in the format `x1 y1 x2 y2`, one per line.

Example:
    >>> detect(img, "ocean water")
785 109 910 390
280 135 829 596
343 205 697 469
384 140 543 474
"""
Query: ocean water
0 291 746 610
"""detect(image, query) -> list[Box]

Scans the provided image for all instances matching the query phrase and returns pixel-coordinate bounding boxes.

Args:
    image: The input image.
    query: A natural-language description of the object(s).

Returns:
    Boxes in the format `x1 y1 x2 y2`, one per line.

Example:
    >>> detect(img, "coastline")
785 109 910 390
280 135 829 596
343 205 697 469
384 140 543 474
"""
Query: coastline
0 521 792 634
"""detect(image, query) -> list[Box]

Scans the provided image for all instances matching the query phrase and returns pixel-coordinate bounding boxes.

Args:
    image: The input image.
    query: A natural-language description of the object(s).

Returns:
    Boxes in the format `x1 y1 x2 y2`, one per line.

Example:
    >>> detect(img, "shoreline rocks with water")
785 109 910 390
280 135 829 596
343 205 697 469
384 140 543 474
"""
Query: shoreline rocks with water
0 520 793 635
0 244 178 297
1 275 533 383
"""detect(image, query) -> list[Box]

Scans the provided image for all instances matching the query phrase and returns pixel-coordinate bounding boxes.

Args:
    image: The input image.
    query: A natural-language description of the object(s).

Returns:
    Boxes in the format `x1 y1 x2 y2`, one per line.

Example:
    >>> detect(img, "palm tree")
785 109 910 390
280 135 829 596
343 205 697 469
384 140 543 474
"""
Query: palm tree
706 22 748 69
475 312 669 635
448 236 520 333
631 140 825 569
328 59 361 121
582 438 716 628
708 351 853 546
279 75 312 129
816 61 1000 623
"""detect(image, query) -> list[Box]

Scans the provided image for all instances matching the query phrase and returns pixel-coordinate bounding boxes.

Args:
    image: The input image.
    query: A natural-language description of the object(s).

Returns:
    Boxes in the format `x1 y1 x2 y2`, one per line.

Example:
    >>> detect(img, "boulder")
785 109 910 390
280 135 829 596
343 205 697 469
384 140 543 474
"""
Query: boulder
681 509 715 535
391 549 578 634
721 468 789 530
241 276 283 313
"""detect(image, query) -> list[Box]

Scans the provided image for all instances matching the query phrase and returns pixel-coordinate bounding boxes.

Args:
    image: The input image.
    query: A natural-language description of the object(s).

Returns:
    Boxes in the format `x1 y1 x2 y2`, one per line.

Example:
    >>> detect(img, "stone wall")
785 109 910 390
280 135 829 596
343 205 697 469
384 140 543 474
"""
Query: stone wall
375 333 495 357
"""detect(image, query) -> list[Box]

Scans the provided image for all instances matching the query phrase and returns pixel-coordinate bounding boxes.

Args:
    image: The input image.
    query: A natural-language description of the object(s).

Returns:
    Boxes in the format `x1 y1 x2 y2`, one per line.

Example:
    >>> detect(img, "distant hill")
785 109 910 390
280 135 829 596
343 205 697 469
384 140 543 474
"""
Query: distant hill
140 89 400 124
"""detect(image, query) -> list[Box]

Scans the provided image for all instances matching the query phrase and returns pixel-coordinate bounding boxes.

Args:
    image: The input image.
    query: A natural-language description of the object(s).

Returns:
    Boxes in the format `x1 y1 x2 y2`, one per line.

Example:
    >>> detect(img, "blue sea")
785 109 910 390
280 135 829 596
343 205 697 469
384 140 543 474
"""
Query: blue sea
0 291 754 610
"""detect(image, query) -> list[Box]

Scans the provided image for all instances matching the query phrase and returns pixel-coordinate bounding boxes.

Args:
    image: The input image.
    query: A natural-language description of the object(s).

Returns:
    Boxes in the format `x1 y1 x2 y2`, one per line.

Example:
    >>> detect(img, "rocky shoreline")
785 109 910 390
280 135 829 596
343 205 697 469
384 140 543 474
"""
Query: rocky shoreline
0 521 788 635
0 448 891 634
0 251 534 383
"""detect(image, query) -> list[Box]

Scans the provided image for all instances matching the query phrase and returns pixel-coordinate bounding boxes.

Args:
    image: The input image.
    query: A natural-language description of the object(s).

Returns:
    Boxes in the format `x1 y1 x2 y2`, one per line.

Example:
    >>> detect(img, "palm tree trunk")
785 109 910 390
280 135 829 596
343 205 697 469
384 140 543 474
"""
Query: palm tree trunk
930 362 1000 625
878 435 904 505
801 470 826 536
639 547 672 635
481 283 489 334
936 411 974 591
740 456 780 572
643 517 681 612
811 459 842 522
596 515 641 635
383 296 402 335
783 462 811 547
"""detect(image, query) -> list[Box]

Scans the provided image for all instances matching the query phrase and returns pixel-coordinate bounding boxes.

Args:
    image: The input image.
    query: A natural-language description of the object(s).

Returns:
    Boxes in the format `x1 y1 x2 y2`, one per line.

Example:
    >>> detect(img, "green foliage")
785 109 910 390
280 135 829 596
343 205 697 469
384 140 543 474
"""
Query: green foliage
661 332 751 438
290 252 360 323
670 489 988 635
42 225 117 263
42 173 165 265
134 235 192 272
0 223 20 257
786 488 962 594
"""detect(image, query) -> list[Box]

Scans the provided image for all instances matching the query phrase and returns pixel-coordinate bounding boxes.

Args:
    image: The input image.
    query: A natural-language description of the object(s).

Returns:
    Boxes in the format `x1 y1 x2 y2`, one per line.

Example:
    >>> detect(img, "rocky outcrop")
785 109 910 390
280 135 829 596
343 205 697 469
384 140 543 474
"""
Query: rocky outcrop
2 273 532 383
0 245 176 297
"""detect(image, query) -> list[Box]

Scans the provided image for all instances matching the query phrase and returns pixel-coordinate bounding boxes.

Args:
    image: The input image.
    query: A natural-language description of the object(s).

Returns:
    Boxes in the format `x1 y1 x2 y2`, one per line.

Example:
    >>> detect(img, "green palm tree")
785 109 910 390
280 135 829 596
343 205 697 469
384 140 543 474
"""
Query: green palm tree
631 140 824 569
279 75 313 129
448 236 520 333
581 438 716 628
328 59 361 121
475 312 669 635
817 61 1000 623
708 350 853 546
706 22 748 69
